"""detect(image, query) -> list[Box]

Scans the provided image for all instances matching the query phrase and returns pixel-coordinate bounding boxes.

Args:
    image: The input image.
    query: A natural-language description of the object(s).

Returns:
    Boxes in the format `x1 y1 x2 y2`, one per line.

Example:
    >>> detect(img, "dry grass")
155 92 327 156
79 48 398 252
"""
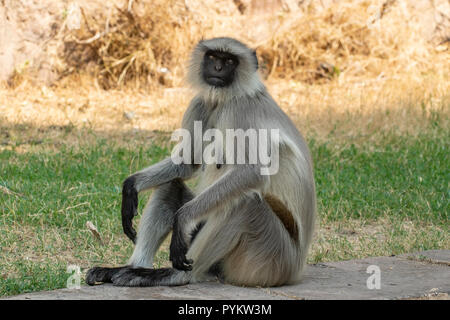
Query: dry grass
62 0 202 89
54 0 450 85
7 0 442 89
1 0 448 141
2 74 448 146
259 0 450 83
311 217 448 263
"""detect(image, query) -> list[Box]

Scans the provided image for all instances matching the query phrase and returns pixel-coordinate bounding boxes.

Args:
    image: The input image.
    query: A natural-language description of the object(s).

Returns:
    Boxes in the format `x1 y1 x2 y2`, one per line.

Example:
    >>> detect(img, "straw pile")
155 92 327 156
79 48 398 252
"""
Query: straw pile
258 0 450 83
60 0 449 87
63 0 201 89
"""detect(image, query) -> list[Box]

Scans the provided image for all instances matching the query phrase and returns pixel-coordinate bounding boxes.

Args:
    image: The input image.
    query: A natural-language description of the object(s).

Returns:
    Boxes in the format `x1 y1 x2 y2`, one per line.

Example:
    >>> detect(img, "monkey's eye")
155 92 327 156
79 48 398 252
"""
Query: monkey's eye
208 55 215 60
226 59 234 65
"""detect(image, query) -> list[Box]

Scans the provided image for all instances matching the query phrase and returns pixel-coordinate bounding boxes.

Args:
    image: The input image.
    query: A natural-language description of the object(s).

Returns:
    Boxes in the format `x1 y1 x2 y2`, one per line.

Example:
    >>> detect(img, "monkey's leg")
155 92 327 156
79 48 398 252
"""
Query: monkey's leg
222 195 301 287
109 200 247 287
109 210 243 287
170 195 279 284
184 198 257 282
128 179 194 268
187 193 299 287
122 158 198 242
86 179 194 286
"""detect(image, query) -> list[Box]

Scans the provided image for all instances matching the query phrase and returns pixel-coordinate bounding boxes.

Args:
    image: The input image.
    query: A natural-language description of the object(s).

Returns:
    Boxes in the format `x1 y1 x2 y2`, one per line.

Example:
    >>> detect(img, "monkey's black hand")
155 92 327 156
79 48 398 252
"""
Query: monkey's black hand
170 213 193 271
121 176 138 243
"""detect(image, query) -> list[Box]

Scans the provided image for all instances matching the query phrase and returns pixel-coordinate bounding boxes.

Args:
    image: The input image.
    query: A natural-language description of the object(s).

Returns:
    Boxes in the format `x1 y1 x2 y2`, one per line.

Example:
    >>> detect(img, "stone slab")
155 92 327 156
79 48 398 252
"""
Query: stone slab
270 254 449 300
403 250 450 265
5 250 449 300
5 282 287 300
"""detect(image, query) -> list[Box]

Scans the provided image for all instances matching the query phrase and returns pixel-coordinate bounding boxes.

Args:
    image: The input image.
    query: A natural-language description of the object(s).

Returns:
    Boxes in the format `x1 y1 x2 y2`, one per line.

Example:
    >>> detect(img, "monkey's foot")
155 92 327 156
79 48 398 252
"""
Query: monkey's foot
111 267 189 287
169 241 193 271
85 266 126 286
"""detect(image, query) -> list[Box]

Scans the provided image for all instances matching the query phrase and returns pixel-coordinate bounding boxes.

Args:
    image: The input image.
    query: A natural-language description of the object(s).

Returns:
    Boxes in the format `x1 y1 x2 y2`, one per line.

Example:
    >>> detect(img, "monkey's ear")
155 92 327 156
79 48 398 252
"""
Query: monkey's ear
252 50 259 70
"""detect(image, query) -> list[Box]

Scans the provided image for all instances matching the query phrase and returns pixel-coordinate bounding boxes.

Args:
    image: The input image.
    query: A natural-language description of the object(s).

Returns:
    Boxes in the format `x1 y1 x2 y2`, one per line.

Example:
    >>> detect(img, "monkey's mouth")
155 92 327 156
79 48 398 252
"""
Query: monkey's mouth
206 76 226 87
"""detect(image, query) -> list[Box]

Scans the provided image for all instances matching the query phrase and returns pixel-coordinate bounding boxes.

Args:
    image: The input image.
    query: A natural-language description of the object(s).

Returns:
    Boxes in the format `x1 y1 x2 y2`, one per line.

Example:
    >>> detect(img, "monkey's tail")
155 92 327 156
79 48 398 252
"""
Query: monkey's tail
111 267 192 287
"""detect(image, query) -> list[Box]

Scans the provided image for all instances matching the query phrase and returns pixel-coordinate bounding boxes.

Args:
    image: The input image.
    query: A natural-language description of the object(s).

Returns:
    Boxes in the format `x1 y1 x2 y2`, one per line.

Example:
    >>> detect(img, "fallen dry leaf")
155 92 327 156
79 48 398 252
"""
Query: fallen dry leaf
86 221 102 243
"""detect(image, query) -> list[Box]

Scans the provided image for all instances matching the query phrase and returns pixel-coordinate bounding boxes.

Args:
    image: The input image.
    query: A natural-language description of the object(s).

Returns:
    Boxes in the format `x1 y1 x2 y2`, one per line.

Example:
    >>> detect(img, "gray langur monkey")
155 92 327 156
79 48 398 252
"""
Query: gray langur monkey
86 37 316 287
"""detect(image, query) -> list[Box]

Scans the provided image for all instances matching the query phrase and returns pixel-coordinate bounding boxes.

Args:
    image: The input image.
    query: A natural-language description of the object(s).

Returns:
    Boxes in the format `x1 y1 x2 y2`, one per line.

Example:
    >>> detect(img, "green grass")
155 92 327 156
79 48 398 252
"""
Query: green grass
0 125 448 296
312 129 449 223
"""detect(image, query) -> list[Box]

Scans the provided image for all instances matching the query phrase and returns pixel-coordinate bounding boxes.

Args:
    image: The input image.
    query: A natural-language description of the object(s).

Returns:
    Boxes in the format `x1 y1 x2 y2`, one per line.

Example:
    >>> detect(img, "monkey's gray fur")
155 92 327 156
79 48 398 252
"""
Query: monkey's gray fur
86 37 316 288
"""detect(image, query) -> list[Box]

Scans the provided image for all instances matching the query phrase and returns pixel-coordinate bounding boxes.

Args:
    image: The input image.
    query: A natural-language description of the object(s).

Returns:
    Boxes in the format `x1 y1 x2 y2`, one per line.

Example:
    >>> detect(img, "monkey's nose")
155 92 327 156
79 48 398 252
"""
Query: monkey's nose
214 64 222 71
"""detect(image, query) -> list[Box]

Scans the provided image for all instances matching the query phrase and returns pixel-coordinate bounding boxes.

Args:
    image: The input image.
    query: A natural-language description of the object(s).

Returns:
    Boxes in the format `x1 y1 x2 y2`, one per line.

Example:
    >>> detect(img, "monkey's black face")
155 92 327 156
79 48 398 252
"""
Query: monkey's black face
202 50 239 87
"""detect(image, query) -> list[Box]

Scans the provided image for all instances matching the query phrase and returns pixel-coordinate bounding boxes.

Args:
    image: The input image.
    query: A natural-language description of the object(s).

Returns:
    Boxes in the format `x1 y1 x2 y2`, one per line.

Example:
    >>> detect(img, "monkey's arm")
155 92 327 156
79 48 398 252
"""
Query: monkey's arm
122 97 207 243
170 165 267 270
122 158 198 243
182 165 266 221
